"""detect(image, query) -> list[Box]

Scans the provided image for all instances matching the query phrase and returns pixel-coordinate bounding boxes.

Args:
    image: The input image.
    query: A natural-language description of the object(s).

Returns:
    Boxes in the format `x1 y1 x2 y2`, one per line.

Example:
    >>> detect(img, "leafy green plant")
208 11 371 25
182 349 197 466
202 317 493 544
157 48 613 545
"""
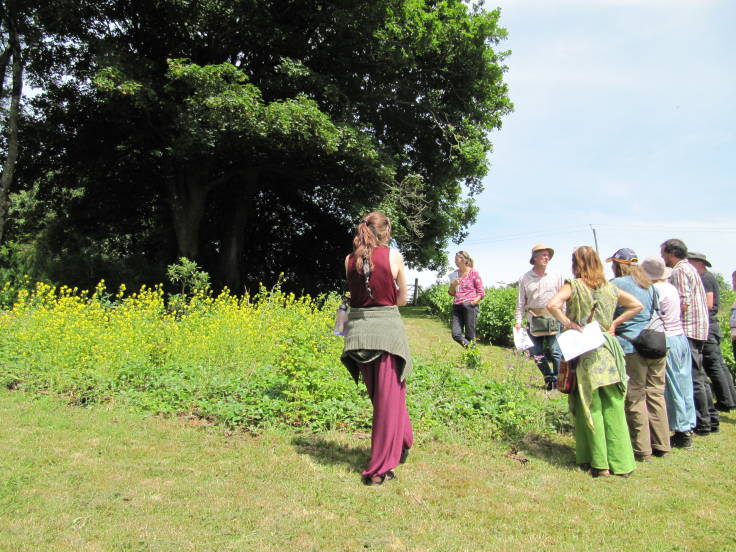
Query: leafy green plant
418 283 517 346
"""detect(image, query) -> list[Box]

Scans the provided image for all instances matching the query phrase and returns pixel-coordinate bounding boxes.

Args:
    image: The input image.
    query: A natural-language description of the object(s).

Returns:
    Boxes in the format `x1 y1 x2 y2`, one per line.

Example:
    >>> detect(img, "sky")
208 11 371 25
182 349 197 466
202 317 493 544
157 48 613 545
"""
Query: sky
409 0 736 289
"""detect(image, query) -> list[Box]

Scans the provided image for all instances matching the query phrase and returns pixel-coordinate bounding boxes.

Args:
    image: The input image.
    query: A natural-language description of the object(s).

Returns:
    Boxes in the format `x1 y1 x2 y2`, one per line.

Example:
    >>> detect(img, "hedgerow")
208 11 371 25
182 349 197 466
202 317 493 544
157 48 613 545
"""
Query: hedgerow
418 283 517 346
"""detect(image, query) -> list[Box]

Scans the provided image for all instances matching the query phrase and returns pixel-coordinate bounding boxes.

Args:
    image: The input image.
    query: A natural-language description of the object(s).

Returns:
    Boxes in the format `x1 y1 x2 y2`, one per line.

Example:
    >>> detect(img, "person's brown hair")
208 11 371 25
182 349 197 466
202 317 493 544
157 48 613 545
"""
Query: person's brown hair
572 246 606 289
612 261 651 289
352 212 391 296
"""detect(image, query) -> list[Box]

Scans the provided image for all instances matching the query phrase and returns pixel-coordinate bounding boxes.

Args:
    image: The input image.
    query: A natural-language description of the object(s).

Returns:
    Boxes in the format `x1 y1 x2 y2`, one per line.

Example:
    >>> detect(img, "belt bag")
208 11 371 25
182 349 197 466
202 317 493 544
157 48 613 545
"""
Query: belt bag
528 308 560 336
622 287 666 359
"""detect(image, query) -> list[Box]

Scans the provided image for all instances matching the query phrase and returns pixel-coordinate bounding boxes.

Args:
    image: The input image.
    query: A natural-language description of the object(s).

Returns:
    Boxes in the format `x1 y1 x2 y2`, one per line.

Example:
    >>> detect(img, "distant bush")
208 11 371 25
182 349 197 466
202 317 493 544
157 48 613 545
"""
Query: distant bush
418 283 517 346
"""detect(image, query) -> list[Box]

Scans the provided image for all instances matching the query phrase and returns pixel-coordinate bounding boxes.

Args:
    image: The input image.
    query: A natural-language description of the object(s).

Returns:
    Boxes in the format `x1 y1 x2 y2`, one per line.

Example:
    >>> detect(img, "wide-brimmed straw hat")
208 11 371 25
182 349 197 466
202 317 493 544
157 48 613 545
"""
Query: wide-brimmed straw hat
687 251 712 268
641 256 672 281
529 244 554 264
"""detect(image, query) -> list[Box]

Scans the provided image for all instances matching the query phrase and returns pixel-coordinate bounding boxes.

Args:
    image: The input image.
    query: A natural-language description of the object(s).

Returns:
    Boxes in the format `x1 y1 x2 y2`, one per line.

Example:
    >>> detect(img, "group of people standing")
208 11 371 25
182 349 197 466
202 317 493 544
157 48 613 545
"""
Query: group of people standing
336 210 734 485
517 239 736 476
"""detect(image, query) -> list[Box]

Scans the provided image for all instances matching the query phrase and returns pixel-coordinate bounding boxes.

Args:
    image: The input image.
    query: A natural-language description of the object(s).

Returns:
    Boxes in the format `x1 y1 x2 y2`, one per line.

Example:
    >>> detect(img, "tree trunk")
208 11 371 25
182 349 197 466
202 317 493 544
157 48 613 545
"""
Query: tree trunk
220 170 258 291
167 173 208 261
0 22 23 245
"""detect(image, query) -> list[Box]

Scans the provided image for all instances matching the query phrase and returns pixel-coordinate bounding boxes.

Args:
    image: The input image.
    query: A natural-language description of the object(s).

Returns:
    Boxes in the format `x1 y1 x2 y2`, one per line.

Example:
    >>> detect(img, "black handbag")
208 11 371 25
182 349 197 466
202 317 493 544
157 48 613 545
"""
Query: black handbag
622 287 666 359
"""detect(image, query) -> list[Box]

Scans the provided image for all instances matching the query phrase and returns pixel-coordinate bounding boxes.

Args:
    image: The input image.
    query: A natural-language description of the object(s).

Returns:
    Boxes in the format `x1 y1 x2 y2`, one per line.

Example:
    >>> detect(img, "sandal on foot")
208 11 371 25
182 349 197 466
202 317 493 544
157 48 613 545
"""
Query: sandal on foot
591 468 610 478
362 470 395 486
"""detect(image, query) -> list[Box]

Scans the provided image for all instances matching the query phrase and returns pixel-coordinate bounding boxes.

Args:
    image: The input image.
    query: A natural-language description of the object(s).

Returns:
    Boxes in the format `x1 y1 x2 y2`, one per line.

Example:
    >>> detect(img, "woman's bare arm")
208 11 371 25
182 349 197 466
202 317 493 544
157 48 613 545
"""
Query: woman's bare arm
390 248 408 306
546 283 580 330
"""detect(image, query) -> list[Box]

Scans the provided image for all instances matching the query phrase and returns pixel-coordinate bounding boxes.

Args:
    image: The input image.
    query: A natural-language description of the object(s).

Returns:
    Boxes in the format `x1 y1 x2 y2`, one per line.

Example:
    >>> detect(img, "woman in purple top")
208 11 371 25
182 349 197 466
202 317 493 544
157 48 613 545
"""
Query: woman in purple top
448 251 485 347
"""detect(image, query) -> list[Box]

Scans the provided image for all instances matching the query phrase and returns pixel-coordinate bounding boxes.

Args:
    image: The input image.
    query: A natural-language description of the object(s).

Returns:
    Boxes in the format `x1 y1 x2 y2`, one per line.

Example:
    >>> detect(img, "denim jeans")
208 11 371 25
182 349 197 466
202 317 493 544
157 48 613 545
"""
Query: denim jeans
451 302 478 346
529 333 561 383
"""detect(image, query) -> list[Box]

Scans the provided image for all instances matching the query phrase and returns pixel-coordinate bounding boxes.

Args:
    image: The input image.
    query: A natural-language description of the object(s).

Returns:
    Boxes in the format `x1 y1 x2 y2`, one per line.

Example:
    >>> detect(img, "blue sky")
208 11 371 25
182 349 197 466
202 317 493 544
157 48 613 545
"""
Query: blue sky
410 0 736 288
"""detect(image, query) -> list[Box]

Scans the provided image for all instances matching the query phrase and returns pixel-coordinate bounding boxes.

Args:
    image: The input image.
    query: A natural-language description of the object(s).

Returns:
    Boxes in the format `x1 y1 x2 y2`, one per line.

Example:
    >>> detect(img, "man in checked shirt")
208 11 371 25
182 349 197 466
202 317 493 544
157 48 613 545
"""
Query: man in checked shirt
661 238 716 439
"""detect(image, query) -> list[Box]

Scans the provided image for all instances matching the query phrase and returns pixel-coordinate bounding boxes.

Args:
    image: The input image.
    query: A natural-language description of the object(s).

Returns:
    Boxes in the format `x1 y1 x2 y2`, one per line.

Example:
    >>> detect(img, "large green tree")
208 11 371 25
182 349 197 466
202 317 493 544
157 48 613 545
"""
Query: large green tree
13 0 512 293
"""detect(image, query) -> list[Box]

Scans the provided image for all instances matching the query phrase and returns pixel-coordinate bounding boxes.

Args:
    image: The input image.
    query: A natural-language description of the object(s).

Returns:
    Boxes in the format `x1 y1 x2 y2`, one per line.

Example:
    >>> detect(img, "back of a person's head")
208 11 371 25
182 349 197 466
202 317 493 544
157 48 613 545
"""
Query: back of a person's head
353 211 391 272
572 246 606 289
615 262 651 289
661 238 688 259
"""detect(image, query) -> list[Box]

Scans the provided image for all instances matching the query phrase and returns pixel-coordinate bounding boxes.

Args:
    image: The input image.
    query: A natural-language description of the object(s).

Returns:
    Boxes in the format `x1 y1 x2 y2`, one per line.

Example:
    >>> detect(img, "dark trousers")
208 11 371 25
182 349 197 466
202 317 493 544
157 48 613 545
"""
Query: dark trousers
529 333 561 383
688 337 718 433
702 332 736 409
452 302 479 346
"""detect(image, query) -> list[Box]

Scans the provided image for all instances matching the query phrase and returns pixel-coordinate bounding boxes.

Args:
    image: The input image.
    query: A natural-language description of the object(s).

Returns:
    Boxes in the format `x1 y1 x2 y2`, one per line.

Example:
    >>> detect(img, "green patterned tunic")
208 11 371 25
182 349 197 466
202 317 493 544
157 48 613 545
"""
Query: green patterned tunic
566 279 628 431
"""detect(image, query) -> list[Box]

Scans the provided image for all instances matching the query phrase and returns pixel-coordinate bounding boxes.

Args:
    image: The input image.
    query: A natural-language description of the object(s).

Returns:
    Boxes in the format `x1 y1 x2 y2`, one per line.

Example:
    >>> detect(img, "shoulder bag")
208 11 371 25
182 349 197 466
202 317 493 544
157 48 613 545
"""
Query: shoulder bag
621 287 666 359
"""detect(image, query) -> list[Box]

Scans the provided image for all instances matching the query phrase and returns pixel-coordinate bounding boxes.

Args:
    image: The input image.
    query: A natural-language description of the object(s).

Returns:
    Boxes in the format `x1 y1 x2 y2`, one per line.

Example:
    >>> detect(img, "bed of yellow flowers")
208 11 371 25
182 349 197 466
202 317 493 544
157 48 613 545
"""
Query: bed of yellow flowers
0 280 371 430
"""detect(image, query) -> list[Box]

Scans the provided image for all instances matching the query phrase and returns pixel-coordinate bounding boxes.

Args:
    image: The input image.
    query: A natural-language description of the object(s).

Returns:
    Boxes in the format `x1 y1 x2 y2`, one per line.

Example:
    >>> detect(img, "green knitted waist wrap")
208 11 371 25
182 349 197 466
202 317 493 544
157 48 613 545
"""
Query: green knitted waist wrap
340 305 412 383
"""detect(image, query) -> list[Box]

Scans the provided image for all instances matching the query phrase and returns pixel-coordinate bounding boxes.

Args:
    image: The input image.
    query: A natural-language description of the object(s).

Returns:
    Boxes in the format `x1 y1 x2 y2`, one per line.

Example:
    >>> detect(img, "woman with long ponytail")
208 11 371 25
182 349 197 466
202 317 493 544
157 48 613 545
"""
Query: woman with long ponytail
341 211 413 486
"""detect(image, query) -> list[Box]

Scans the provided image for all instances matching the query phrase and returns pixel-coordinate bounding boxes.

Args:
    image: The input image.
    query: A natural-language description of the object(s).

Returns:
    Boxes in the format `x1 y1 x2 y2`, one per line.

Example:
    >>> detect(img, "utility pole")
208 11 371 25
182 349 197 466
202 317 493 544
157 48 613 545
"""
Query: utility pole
590 224 599 253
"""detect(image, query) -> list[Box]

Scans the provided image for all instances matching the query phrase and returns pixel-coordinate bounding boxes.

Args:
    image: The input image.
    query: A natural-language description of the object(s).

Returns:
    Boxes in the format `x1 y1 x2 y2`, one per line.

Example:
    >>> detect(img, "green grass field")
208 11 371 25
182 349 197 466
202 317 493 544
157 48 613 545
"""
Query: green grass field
1 306 735 551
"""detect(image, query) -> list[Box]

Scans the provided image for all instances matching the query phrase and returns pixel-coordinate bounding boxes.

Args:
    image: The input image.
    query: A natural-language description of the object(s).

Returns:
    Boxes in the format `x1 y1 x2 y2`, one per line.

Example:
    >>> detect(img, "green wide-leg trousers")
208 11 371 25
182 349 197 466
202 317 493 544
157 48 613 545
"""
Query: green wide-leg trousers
574 384 636 475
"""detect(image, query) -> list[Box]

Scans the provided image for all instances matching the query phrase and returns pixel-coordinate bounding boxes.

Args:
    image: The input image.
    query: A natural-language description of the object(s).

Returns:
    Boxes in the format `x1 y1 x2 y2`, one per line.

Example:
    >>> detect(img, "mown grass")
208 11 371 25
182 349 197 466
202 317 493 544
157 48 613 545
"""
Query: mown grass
2 306 735 550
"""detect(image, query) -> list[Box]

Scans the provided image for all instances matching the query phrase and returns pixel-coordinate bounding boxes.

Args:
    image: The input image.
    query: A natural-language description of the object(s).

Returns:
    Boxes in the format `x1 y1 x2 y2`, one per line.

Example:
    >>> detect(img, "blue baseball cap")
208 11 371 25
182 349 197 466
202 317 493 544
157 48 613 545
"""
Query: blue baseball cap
605 248 638 264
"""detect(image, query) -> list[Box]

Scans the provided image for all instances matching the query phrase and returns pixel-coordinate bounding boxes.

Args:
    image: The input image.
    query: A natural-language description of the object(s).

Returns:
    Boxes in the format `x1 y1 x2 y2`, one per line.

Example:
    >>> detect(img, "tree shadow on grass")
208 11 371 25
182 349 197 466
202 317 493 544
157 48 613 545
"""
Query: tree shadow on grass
517 433 578 471
292 435 368 473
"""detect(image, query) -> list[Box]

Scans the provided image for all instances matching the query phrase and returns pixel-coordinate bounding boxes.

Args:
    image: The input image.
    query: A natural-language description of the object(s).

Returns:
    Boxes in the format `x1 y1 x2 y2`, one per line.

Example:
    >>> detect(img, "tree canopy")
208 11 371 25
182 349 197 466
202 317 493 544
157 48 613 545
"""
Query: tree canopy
2 0 512 293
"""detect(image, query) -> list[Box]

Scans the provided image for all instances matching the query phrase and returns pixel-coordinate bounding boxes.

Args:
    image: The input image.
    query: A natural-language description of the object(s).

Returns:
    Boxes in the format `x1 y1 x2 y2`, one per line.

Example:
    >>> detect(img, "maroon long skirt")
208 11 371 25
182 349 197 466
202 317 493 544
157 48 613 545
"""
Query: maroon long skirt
359 353 414 477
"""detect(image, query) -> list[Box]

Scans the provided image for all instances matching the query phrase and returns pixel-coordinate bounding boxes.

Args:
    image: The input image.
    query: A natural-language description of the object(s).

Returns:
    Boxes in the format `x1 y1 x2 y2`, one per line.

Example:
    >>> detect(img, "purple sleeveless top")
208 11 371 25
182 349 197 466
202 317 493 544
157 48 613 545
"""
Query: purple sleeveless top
347 247 397 307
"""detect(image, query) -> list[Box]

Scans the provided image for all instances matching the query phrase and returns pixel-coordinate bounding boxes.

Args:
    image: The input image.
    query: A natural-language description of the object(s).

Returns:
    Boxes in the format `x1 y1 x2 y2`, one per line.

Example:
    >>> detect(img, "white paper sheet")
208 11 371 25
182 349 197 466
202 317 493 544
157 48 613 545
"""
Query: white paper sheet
556 322 606 361
513 327 535 350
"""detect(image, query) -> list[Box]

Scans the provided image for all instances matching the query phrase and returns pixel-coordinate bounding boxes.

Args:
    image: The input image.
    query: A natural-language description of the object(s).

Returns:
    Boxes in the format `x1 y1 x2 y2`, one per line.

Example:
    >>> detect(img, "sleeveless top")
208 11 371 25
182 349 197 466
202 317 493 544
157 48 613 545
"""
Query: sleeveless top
347 246 397 307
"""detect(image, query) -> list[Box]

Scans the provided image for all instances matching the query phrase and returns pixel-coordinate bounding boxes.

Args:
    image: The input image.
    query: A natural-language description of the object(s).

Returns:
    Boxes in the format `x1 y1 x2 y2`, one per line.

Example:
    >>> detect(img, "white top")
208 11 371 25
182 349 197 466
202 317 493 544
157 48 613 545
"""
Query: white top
514 269 565 325
654 281 684 337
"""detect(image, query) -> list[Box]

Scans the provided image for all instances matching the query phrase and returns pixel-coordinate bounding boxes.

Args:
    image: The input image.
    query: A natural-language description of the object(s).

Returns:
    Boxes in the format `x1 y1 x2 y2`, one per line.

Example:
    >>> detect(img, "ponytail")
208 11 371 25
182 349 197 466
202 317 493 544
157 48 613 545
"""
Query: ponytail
353 211 392 297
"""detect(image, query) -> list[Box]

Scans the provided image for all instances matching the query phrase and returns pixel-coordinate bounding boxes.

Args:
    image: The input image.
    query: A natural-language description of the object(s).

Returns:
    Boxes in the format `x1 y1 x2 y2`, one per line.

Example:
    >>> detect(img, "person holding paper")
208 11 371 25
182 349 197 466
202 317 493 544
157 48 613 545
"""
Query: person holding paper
608 248 670 462
514 244 565 390
448 251 485 347
547 246 643 478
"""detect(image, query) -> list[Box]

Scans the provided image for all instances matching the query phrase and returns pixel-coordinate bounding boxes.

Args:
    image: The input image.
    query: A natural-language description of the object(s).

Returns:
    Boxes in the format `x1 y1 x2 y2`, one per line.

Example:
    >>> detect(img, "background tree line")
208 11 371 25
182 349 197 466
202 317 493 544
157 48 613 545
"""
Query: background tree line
0 0 512 294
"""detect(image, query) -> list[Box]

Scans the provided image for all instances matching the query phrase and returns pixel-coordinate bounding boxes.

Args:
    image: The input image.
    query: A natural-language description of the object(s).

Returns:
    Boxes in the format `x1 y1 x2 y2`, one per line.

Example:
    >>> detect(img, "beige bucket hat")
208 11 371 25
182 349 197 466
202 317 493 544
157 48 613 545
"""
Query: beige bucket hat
529 244 554 264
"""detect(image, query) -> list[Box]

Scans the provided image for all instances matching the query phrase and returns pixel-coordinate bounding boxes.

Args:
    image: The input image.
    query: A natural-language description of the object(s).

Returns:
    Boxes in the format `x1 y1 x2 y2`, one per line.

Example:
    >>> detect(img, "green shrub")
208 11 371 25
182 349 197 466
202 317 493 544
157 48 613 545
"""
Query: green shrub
418 283 517 346
720 287 735 377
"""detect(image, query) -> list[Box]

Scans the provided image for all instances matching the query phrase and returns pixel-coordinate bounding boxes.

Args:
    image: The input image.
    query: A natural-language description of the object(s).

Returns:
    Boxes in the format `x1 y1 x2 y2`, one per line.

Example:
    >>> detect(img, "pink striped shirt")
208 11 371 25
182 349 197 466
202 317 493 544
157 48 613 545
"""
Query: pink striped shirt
452 269 485 305
670 259 709 341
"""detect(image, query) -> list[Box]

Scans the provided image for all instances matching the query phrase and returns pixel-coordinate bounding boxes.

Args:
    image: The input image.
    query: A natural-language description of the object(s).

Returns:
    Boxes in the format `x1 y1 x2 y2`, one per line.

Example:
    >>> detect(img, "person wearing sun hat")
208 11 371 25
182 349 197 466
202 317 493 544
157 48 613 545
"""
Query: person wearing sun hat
514 244 564 390
687 251 736 414
608 248 671 461
641 256 696 448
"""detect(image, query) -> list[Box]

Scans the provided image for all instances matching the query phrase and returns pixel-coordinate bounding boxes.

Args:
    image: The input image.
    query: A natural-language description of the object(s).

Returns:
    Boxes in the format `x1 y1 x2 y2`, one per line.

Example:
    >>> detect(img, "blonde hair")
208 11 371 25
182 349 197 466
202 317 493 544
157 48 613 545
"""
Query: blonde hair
612 261 651 289
455 251 474 268
572 246 606 289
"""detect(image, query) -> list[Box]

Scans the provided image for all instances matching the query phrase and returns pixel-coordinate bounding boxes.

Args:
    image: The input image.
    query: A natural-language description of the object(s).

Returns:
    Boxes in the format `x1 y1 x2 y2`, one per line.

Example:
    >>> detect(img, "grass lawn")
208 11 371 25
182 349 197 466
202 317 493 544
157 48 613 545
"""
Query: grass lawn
1 307 735 551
